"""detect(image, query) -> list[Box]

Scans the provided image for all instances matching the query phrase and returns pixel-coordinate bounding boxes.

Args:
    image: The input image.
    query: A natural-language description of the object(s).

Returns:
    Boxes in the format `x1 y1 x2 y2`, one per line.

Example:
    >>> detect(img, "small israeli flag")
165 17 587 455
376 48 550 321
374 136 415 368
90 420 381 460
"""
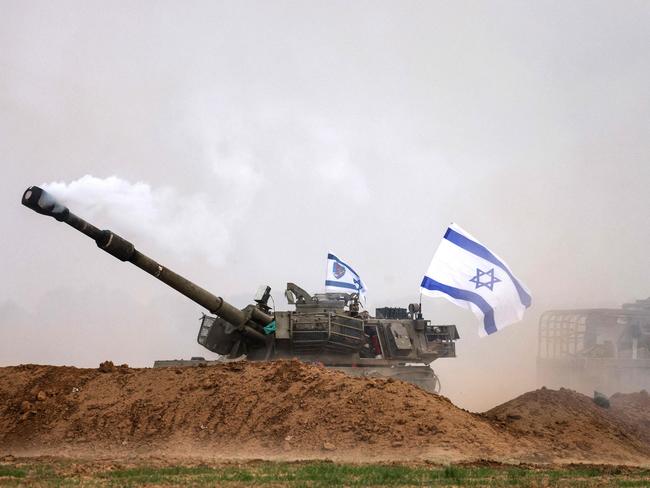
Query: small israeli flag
325 253 367 301
420 223 532 337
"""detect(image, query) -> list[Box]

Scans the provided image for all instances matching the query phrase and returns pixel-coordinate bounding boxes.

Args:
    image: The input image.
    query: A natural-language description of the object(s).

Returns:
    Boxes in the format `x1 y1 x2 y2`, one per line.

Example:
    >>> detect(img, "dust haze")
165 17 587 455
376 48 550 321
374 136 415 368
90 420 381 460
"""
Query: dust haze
1 1 649 411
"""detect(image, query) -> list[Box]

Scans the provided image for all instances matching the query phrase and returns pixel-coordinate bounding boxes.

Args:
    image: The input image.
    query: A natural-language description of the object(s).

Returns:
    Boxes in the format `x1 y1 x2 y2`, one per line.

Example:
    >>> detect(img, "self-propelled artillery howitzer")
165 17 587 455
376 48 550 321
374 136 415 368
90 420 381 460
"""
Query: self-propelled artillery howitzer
22 185 459 392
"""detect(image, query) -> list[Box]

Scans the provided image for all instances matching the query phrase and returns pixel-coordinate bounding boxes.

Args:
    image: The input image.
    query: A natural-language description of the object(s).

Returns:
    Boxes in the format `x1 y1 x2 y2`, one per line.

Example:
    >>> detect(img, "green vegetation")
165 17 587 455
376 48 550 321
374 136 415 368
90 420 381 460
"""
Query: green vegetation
1 460 650 487
0 467 25 479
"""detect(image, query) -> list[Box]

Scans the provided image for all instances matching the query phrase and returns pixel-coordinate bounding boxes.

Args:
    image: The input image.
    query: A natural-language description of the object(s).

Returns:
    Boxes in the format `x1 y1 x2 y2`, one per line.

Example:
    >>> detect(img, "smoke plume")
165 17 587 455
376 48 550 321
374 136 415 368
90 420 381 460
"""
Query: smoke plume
43 174 253 267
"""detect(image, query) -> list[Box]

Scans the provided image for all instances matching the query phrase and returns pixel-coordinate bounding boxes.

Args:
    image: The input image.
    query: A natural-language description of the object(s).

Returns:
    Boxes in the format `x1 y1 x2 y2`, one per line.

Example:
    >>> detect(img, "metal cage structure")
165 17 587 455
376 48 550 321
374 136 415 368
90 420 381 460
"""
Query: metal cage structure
537 304 650 395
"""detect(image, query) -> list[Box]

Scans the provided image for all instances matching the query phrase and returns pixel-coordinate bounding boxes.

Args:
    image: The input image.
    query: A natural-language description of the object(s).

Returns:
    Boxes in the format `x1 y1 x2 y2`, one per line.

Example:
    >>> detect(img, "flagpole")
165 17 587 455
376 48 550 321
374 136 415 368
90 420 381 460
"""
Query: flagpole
324 251 329 293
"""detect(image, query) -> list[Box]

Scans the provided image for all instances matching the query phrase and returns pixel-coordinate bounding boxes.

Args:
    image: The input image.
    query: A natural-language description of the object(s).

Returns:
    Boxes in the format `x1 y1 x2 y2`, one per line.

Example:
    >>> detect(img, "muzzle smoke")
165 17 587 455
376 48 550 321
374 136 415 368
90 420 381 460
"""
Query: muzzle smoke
43 175 234 266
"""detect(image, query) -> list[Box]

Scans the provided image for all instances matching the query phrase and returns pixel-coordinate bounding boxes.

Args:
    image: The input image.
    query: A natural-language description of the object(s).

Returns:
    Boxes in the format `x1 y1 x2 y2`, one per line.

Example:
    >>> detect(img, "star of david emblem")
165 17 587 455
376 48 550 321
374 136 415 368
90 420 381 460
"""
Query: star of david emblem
469 268 501 291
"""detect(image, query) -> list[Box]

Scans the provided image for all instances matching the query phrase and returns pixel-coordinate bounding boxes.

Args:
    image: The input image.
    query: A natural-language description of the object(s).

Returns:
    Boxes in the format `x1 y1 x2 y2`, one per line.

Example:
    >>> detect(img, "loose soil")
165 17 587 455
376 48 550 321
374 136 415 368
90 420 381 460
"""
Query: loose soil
610 390 650 444
0 360 649 466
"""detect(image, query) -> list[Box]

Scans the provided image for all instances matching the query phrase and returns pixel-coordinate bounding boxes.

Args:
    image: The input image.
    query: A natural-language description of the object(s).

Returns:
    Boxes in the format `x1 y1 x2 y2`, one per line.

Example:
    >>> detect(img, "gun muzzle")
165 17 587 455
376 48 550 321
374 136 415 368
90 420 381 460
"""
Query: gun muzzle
22 186 70 221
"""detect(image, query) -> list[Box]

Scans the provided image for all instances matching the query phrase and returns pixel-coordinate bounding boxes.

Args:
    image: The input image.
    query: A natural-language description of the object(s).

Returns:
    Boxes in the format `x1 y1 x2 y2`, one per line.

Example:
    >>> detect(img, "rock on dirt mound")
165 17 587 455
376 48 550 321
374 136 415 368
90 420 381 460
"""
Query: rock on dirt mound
485 387 649 463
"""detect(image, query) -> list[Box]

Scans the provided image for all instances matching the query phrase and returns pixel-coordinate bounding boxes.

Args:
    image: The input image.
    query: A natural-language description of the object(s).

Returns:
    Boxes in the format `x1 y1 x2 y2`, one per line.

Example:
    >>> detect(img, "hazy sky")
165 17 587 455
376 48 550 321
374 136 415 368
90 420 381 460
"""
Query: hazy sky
1 1 649 410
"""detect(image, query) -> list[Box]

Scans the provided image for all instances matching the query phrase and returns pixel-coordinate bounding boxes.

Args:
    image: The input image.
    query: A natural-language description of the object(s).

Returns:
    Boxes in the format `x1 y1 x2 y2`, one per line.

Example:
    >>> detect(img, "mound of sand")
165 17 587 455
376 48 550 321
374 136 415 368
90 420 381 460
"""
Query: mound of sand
1 360 649 464
484 387 648 463
610 391 650 443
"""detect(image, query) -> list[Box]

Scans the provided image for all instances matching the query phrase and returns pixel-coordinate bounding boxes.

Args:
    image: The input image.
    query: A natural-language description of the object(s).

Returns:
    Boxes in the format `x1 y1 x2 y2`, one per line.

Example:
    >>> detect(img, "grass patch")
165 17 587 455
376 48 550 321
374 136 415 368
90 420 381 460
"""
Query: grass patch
104 465 215 479
0 466 26 478
441 464 465 481
295 463 419 486
2 460 650 487
102 465 257 485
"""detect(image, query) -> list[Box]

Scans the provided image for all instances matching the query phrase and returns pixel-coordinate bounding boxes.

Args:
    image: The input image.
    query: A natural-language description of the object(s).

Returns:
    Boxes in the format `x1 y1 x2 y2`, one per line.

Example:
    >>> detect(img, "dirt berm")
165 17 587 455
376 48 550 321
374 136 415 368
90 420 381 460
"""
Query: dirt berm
1 360 649 465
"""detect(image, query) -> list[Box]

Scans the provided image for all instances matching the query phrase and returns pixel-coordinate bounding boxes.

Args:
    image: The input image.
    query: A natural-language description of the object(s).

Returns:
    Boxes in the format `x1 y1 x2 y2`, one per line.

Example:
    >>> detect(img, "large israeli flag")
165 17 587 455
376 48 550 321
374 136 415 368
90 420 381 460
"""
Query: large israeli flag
420 223 532 337
326 253 367 301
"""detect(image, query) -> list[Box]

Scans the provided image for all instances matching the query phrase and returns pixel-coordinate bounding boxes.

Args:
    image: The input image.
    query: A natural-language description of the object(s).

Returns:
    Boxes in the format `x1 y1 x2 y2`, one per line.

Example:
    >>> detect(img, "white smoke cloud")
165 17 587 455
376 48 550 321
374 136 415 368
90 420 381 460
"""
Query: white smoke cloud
43 174 245 267
317 155 371 205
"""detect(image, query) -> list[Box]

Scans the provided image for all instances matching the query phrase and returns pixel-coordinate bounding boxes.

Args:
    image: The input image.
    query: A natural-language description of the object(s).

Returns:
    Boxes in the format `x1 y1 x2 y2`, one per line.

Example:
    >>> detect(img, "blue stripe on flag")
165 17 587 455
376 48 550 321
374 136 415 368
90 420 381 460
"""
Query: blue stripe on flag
443 227 532 308
327 253 363 281
325 280 359 291
420 276 498 335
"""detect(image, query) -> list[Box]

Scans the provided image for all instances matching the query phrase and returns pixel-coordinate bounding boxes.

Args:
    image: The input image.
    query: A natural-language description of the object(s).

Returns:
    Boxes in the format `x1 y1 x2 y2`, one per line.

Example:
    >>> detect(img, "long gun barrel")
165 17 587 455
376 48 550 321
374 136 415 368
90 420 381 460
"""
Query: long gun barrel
21 186 272 337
